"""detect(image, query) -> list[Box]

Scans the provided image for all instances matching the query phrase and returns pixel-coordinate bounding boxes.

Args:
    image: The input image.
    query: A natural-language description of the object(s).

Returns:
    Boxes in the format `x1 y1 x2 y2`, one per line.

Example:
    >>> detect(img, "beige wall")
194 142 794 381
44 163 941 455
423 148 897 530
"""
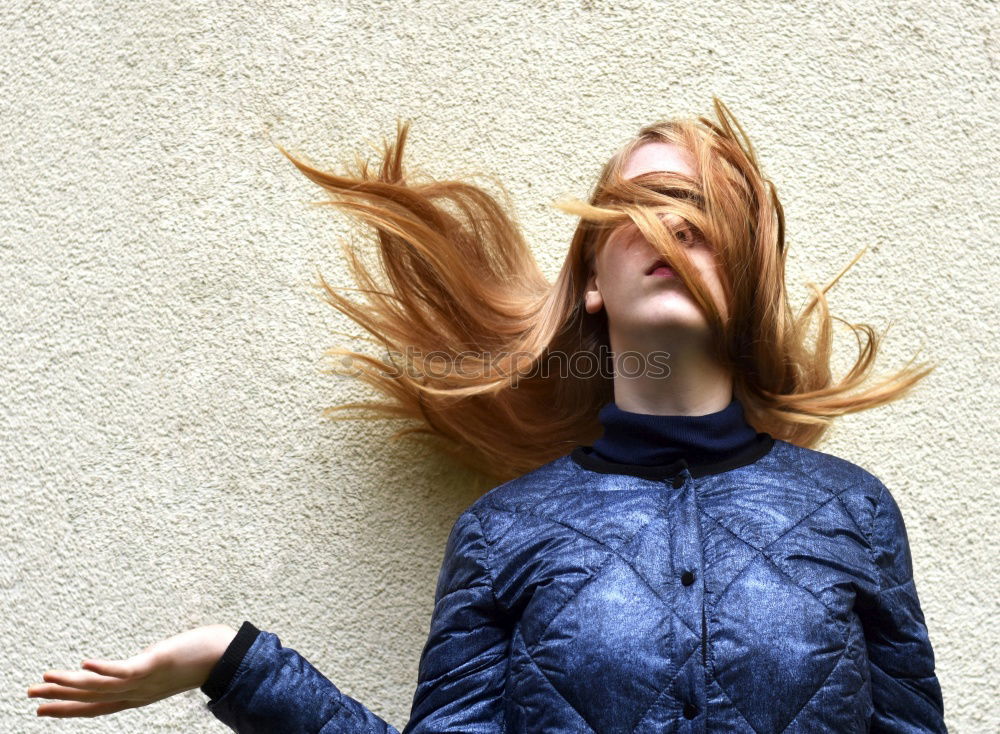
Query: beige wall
3 1 996 731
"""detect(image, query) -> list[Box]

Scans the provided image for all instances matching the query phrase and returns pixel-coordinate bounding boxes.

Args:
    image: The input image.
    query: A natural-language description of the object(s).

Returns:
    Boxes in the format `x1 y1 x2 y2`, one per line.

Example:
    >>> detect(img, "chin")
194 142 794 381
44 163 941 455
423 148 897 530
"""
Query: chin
617 317 710 343
645 305 707 329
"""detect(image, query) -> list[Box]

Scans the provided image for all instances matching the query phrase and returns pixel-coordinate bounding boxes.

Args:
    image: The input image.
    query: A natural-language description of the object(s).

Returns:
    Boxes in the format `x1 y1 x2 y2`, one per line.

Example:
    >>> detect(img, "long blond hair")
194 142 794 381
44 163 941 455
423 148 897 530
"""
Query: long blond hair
279 98 934 483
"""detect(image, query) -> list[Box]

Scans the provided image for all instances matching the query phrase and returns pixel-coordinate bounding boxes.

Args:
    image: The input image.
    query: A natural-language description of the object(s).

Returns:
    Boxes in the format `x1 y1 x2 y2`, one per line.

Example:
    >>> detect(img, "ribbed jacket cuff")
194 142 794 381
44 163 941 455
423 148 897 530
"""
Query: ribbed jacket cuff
200 620 261 702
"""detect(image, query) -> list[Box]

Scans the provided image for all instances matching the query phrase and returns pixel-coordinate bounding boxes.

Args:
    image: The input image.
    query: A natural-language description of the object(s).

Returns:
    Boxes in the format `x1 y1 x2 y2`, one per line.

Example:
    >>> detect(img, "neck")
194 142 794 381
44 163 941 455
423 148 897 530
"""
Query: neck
614 362 733 416
608 330 733 417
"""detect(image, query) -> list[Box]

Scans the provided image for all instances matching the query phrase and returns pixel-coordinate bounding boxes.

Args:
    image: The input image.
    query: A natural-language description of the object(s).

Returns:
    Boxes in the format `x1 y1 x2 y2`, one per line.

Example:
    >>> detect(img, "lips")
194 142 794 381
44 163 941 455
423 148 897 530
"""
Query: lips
645 258 675 276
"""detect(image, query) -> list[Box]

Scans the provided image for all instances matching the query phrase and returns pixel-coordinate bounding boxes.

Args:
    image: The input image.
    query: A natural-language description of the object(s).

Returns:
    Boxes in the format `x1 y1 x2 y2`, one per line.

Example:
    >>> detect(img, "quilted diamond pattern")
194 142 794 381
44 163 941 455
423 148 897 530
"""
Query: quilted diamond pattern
532 539 696 732
711 553 840 732
204 438 946 734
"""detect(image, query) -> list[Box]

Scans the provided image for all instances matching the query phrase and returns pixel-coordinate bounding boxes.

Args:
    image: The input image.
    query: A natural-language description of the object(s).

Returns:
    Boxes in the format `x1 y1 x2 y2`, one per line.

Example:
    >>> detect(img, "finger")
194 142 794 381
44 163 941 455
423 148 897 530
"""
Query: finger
81 658 135 678
27 683 123 703
36 699 137 718
39 669 133 692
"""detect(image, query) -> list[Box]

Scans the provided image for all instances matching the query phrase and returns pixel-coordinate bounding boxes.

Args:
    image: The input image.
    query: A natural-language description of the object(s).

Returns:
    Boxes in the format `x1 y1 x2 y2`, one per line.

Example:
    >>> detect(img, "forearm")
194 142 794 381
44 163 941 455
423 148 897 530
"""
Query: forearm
202 622 400 734
198 509 509 733
196 625 239 689
201 622 260 702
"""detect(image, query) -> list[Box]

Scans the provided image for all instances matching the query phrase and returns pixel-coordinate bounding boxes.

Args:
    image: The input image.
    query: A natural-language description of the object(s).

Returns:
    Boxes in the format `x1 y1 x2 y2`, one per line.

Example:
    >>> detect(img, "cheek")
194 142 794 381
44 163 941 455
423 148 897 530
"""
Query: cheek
595 246 627 285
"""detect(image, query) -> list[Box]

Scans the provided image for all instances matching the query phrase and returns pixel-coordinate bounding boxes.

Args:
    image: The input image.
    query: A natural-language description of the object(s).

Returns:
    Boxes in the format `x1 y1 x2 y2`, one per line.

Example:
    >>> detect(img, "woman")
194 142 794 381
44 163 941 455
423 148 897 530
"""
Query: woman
27 99 947 732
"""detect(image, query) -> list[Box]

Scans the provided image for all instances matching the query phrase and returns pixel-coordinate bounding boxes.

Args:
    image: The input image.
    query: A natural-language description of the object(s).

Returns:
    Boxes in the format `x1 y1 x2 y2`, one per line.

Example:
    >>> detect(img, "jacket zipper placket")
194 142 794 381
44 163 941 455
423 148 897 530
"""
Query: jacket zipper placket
701 605 707 666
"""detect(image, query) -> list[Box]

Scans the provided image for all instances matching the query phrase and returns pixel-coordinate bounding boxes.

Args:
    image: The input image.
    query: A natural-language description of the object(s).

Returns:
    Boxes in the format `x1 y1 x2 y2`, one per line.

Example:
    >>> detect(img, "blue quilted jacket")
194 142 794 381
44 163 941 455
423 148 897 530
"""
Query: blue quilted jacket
200 431 946 732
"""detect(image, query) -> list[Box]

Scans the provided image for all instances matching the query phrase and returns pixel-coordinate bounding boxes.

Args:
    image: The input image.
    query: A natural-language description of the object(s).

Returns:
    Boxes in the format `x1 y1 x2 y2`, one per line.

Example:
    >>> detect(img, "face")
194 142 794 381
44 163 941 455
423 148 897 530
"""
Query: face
584 141 726 342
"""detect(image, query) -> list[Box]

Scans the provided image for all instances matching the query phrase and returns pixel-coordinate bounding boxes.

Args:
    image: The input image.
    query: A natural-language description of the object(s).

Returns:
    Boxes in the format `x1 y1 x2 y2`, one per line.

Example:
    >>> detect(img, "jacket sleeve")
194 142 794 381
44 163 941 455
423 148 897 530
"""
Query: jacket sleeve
857 480 947 733
200 508 511 733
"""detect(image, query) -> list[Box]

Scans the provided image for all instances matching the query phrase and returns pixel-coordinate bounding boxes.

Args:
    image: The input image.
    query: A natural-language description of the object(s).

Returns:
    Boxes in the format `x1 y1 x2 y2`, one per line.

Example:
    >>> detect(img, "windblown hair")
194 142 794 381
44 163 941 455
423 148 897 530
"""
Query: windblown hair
278 97 935 483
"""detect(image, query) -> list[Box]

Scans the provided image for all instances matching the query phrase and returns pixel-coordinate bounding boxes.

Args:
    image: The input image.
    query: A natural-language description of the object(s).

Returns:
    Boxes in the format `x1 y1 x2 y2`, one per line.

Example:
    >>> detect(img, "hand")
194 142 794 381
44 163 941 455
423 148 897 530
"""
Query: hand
27 624 238 718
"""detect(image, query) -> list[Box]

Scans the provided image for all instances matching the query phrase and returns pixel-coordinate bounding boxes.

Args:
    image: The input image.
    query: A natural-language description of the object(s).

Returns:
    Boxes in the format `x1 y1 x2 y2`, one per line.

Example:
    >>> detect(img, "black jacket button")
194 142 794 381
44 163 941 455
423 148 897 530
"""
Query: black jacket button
681 570 695 586
683 702 698 719
671 474 685 489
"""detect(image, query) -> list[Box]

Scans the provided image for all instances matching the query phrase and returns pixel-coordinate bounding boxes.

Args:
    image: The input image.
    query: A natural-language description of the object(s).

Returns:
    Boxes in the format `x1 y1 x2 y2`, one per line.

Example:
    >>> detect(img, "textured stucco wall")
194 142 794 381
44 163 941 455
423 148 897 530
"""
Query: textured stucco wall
3 1 997 731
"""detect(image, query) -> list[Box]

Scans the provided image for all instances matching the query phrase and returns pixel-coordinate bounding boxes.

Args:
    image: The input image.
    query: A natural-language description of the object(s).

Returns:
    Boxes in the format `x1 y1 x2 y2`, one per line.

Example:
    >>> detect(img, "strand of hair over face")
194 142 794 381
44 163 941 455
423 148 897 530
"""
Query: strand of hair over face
276 98 936 484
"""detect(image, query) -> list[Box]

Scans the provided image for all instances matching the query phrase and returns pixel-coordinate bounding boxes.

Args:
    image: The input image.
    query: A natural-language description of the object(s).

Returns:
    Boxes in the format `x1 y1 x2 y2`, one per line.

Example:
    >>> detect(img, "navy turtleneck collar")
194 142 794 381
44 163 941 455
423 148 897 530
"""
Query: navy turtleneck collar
570 395 775 480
